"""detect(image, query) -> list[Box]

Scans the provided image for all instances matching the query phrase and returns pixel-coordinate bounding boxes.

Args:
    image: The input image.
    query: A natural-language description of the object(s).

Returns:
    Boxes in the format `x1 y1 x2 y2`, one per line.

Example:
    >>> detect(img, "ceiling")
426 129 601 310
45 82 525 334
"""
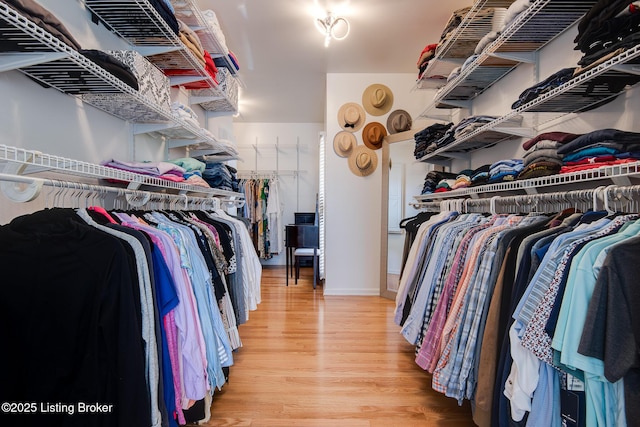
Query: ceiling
196 0 472 123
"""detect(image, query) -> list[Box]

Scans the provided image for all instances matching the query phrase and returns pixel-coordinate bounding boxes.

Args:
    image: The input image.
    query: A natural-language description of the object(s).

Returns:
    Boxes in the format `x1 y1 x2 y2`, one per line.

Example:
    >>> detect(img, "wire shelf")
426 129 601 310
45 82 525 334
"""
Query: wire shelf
419 0 597 109
0 3 239 158
415 161 640 201
416 45 640 163
83 0 239 112
0 144 243 198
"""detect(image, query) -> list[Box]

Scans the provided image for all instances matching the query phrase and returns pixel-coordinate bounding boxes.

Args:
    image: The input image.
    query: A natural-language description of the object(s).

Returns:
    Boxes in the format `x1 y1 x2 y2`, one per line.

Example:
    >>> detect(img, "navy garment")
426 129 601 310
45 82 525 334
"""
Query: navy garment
195 158 239 192
414 122 454 159
512 68 576 109
557 128 640 155
575 0 640 52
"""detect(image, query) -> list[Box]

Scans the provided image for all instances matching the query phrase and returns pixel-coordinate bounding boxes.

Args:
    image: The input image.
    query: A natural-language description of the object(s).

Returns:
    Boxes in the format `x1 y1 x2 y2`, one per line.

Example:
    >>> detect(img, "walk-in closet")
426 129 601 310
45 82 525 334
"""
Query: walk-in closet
1 0 639 426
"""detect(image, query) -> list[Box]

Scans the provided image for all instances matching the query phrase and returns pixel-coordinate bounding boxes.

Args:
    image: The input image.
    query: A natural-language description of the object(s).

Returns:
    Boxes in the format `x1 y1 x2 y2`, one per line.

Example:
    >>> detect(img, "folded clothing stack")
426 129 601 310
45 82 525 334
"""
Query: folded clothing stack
470 165 491 186
488 159 524 183
201 9 229 54
168 157 210 188
2 0 82 51
433 115 497 151
421 170 458 195
452 170 474 190
556 128 640 173
171 102 200 128
194 157 239 192
2 1 139 92
511 67 576 109
499 0 530 32
163 20 220 89
150 0 179 35
436 7 494 59
452 115 497 140
575 1 640 68
473 7 507 54
414 122 454 159
517 131 580 180
102 159 186 182
417 43 439 80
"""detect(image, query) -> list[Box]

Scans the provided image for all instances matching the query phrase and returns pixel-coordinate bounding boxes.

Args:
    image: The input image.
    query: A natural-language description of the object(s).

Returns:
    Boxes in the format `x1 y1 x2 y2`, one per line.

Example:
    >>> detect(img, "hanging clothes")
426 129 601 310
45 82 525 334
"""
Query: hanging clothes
238 177 283 259
0 204 261 427
395 208 640 427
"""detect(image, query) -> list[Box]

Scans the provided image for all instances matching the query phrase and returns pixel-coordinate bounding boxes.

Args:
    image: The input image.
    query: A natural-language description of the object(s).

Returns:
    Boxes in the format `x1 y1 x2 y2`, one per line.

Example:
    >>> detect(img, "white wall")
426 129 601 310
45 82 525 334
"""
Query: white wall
231 122 322 266
324 73 432 295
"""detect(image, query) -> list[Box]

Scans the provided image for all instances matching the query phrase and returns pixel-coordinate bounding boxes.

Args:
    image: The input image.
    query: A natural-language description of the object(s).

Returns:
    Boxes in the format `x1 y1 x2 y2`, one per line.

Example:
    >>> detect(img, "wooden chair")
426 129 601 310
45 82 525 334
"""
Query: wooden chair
285 224 319 288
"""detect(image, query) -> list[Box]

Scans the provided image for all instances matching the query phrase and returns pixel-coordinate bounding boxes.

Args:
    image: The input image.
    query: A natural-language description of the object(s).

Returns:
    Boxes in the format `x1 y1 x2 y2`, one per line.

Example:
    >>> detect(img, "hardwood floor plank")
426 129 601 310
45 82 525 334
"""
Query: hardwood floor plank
202 267 475 426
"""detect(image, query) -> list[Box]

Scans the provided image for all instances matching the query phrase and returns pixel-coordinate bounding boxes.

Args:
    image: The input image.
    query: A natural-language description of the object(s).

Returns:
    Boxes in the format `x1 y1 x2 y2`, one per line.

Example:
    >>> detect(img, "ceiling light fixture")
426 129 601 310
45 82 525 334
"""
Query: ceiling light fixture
315 12 350 48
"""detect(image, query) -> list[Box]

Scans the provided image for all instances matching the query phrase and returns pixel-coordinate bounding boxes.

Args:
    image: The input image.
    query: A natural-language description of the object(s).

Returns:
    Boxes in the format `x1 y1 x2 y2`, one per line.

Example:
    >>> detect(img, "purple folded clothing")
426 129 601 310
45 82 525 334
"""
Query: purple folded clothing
102 159 186 177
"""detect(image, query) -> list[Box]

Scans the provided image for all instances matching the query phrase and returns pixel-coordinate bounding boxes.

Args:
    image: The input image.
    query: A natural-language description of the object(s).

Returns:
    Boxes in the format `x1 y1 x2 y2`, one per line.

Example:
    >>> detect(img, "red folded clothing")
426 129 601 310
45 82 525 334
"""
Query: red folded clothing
163 50 219 89
559 158 637 174
417 43 438 67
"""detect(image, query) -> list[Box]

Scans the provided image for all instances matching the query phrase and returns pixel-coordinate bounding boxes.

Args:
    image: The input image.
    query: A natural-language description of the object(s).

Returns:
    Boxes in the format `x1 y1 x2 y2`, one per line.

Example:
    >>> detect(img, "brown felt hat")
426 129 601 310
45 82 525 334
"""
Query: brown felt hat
362 122 387 150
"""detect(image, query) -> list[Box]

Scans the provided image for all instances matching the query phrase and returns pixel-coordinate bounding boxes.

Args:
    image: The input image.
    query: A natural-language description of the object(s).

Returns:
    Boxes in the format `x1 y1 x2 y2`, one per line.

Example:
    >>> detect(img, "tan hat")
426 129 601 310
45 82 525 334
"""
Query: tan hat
337 102 366 132
387 110 413 134
362 122 387 150
333 131 356 157
348 145 378 177
362 83 394 116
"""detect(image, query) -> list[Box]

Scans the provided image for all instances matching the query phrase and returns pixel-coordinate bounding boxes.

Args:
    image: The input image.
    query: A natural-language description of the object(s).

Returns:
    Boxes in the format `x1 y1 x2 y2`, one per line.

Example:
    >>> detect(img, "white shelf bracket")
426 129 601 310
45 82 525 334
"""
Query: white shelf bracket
190 95 224 104
437 100 473 109
169 75 209 86
610 64 640 76
134 45 183 57
0 159 43 202
611 176 632 186
493 127 535 138
125 181 150 207
0 52 70 72
488 52 537 64
133 123 180 135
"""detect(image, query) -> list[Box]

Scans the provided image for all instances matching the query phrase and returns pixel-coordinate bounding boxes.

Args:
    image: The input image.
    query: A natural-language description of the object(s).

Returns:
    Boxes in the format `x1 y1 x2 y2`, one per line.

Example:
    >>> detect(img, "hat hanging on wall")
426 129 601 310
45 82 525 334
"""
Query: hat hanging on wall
337 102 366 132
387 109 413 134
362 122 387 150
333 131 356 157
348 145 378 177
362 83 394 116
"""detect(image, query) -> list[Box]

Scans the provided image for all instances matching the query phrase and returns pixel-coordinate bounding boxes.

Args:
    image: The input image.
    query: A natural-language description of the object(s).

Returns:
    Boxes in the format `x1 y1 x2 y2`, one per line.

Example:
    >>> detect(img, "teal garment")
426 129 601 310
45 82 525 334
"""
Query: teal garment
552 217 640 427
562 146 619 162
168 157 206 173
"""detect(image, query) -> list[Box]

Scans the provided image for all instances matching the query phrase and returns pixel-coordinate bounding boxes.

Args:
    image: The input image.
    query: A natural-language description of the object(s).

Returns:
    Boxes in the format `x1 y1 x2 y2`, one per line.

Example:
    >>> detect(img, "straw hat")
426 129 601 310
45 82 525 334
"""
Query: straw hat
337 102 366 132
333 131 356 157
362 122 387 150
348 145 378 177
362 83 394 116
387 110 413 134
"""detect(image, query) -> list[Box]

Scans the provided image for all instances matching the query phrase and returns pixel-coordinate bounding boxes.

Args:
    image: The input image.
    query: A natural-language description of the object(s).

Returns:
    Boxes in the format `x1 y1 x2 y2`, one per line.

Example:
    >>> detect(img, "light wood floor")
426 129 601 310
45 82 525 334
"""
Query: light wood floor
204 266 474 427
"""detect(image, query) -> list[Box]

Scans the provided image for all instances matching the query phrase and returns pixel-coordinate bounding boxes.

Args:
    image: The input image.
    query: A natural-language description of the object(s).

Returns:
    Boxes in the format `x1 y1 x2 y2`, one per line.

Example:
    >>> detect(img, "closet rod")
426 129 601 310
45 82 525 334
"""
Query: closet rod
412 187 613 214
237 170 303 179
0 172 244 209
